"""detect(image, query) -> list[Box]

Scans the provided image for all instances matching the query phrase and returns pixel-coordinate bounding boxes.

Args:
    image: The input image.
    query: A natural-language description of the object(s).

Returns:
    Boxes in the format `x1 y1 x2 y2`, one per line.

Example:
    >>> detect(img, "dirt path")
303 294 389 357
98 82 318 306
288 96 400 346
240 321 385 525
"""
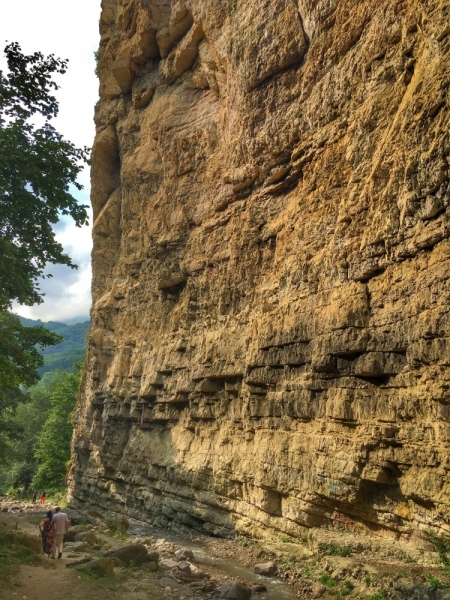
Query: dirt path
0 507 163 600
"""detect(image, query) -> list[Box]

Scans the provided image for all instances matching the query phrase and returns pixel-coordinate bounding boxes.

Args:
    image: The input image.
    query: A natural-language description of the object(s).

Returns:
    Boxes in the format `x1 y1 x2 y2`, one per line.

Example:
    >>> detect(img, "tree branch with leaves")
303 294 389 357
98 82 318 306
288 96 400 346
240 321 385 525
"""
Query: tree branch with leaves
0 42 90 442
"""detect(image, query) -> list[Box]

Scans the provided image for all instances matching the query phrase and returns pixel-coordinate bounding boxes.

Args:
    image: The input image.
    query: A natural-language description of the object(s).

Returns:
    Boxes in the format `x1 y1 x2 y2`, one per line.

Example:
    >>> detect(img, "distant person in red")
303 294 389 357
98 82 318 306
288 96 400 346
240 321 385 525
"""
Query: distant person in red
39 491 46 505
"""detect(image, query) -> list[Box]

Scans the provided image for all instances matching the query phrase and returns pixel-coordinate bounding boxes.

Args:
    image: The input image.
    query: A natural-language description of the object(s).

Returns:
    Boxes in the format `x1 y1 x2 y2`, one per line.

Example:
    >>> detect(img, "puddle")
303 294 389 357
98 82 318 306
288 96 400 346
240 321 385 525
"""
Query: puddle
128 520 295 600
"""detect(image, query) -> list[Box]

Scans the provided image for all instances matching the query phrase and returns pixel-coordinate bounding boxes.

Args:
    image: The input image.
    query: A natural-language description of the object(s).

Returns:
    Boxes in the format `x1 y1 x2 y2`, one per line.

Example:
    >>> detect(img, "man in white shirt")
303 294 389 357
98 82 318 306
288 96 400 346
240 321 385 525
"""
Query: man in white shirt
52 507 69 559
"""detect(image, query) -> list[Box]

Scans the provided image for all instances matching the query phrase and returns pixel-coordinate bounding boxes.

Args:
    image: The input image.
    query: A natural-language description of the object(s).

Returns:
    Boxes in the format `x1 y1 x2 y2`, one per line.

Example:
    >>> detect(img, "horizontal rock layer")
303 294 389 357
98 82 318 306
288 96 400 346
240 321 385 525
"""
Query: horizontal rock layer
71 0 450 546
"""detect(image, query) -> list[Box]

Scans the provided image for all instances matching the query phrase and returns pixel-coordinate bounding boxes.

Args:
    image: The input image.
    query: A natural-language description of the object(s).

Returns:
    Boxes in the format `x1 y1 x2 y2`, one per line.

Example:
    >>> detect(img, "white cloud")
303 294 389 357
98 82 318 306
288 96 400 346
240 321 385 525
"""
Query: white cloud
2 0 99 323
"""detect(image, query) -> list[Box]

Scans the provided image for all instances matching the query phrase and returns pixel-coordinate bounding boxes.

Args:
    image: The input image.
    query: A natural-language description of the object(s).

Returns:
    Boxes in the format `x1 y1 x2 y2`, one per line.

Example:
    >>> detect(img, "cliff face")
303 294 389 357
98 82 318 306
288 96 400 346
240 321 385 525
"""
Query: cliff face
71 0 450 545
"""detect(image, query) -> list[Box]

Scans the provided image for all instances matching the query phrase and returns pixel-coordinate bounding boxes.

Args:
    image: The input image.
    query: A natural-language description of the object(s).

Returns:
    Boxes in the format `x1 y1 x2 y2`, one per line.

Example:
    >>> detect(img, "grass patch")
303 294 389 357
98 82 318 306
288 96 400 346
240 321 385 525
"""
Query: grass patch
0 529 41 585
428 530 450 579
319 573 338 588
336 580 355 597
395 548 413 563
393 569 409 580
365 591 389 600
325 543 352 557
426 573 445 590
280 535 295 543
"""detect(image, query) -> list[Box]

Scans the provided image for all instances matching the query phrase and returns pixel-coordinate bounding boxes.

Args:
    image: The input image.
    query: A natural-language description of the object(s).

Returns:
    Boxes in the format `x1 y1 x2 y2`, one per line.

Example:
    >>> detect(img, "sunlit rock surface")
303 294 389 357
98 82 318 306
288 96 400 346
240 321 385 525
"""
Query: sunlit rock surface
70 0 450 546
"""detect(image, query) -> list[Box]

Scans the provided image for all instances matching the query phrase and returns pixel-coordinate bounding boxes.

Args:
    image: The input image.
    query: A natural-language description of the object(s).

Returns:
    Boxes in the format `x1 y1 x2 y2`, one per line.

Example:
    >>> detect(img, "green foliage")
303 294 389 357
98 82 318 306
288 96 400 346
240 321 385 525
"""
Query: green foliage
0 42 89 462
0 371 58 489
426 573 445 590
0 311 61 457
429 530 450 566
395 548 413 563
364 591 389 600
94 50 100 77
319 573 338 588
336 580 355 597
104 515 130 541
0 312 61 392
325 544 352 557
19 317 89 375
0 530 41 584
32 365 82 491
0 42 89 309
239 536 256 548
0 316 87 493
364 575 372 587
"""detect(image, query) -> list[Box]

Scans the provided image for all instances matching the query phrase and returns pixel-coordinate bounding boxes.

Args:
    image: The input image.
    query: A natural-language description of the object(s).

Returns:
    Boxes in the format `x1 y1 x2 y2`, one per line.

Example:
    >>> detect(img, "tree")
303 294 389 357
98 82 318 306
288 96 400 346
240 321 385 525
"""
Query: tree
0 366 81 493
0 42 89 309
0 312 61 458
0 372 54 487
0 42 89 441
33 366 81 492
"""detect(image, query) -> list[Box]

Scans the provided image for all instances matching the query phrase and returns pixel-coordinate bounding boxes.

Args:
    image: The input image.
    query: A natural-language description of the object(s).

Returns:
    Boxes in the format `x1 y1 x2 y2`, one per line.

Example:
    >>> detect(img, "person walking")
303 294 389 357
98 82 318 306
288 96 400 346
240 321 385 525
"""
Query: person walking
32 490 37 504
52 506 69 559
39 491 46 505
39 510 55 558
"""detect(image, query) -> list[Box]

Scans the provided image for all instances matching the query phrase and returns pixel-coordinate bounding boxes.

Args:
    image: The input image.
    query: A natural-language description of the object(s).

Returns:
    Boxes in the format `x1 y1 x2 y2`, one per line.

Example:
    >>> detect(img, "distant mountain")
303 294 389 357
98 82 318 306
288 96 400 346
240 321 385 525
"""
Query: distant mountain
18 317 90 375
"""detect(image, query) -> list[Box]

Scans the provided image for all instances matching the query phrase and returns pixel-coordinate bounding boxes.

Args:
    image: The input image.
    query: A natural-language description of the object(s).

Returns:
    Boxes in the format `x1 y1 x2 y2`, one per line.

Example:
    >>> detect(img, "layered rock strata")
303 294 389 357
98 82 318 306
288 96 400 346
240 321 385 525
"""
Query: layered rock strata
71 0 450 547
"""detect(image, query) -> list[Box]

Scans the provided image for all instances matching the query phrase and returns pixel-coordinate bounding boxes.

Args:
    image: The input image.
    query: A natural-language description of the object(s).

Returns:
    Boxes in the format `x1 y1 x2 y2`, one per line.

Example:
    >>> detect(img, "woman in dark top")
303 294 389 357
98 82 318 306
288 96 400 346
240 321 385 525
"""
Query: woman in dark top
39 510 55 558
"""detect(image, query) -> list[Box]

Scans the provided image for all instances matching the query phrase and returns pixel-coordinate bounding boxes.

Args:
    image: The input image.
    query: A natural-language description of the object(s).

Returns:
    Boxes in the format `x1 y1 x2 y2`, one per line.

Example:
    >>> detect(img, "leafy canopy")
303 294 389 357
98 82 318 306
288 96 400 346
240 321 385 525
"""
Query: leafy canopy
0 311 62 410
0 312 61 458
0 365 82 492
0 43 89 440
0 42 89 309
33 365 81 492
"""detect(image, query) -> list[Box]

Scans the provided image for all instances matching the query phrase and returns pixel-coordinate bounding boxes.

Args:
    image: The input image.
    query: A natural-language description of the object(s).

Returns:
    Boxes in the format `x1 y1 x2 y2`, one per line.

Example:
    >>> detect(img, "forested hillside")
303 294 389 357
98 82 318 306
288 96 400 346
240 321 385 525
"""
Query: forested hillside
18 317 89 375
0 318 89 495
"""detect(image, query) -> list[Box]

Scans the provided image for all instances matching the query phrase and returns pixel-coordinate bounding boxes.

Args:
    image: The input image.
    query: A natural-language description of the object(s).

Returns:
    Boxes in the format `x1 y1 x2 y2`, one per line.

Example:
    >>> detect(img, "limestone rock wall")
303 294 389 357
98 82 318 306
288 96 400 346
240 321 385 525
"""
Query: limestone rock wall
71 0 450 545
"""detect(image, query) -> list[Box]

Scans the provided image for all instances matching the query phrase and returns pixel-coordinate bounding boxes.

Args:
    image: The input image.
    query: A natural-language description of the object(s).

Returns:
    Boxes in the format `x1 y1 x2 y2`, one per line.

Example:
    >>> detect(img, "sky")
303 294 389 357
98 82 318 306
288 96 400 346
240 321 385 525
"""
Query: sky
2 0 100 323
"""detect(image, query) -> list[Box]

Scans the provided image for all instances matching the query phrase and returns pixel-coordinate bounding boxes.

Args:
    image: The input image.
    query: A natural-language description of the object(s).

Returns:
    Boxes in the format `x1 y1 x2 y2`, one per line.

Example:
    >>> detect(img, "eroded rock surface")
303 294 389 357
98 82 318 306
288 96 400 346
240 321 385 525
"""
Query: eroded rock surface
71 0 450 546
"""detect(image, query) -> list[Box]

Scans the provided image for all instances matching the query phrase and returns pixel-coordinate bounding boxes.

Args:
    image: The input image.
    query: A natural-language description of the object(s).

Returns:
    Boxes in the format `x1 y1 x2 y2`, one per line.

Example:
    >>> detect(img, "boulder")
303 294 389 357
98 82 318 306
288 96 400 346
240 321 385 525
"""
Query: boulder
109 556 125 568
145 561 158 572
175 548 194 561
160 557 178 570
312 584 326 598
75 531 98 546
65 525 90 542
220 581 252 600
66 556 93 567
252 584 267 593
103 543 150 565
72 541 93 553
175 561 209 582
177 561 193 574
253 561 278 576
147 551 159 563
81 557 115 578
157 577 184 591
